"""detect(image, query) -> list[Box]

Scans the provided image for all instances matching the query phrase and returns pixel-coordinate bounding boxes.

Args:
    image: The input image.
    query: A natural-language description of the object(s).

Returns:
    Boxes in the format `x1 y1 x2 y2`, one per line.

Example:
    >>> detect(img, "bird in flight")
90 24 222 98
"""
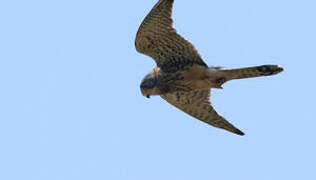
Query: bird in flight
135 0 283 135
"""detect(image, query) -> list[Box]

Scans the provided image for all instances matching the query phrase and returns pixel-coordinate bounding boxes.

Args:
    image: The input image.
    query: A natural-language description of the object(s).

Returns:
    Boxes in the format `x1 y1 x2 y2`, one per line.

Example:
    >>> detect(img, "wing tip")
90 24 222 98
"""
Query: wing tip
155 0 174 8
234 129 245 136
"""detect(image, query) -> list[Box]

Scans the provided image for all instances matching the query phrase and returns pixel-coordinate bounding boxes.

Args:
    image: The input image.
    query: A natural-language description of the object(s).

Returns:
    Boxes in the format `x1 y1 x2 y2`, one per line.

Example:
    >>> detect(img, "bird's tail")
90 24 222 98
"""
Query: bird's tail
219 65 283 81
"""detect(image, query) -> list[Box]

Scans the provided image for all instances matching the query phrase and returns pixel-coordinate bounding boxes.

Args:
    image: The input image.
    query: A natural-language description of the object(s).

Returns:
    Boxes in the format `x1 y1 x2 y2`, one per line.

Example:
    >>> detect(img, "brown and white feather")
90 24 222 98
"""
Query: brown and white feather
161 90 244 135
135 0 207 73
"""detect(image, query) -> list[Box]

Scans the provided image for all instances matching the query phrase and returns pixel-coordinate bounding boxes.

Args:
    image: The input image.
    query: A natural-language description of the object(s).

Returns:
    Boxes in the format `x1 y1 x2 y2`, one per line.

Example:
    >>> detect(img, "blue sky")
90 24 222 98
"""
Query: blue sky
0 0 315 179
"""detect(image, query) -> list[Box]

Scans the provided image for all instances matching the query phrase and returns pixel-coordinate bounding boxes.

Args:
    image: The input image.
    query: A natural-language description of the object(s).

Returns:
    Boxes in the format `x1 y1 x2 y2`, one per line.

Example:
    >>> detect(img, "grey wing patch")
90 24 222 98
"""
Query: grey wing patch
135 0 207 73
161 90 245 135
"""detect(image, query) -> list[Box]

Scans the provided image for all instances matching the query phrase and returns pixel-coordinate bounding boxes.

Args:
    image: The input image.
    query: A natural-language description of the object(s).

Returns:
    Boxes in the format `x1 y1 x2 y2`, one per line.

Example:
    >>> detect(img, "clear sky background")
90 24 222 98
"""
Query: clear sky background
0 0 315 179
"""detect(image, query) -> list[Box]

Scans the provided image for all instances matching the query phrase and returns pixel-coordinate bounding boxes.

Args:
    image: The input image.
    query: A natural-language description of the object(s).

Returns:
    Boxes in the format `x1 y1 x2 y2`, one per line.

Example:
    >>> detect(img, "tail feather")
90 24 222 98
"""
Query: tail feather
221 65 283 81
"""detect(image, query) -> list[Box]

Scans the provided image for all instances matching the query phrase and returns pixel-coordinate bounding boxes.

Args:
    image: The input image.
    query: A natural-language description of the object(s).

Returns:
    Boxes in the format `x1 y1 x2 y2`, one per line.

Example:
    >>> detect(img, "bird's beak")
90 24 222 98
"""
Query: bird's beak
146 95 150 98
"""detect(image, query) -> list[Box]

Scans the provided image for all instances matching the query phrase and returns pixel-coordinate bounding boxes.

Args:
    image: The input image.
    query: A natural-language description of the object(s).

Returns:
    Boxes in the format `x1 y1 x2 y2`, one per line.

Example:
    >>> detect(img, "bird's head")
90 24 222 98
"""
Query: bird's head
140 70 160 98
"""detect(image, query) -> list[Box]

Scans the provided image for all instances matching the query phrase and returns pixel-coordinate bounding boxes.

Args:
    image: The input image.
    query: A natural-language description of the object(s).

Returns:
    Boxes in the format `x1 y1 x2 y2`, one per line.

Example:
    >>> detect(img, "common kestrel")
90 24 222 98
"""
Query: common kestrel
135 0 283 135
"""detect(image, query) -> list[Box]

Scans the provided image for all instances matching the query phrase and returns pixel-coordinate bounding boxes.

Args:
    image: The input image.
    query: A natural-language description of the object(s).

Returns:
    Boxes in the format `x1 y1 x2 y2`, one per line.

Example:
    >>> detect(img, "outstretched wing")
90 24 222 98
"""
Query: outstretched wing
161 90 245 135
135 0 207 73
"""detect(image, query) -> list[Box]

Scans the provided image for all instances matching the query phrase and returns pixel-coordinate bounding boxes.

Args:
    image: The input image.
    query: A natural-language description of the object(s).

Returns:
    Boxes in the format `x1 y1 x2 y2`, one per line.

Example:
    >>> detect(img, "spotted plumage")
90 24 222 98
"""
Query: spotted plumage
135 0 283 135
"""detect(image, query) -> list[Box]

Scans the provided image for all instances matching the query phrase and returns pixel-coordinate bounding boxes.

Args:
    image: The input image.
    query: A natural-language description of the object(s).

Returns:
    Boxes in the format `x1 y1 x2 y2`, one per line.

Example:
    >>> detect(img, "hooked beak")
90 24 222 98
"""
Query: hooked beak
146 95 150 98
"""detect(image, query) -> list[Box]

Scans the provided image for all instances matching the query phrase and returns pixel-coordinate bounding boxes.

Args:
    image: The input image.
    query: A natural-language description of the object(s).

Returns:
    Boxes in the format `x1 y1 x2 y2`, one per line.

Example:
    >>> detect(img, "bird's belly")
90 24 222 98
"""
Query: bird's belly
160 78 214 93
179 66 218 90
159 68 218 93
188 79 217 90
